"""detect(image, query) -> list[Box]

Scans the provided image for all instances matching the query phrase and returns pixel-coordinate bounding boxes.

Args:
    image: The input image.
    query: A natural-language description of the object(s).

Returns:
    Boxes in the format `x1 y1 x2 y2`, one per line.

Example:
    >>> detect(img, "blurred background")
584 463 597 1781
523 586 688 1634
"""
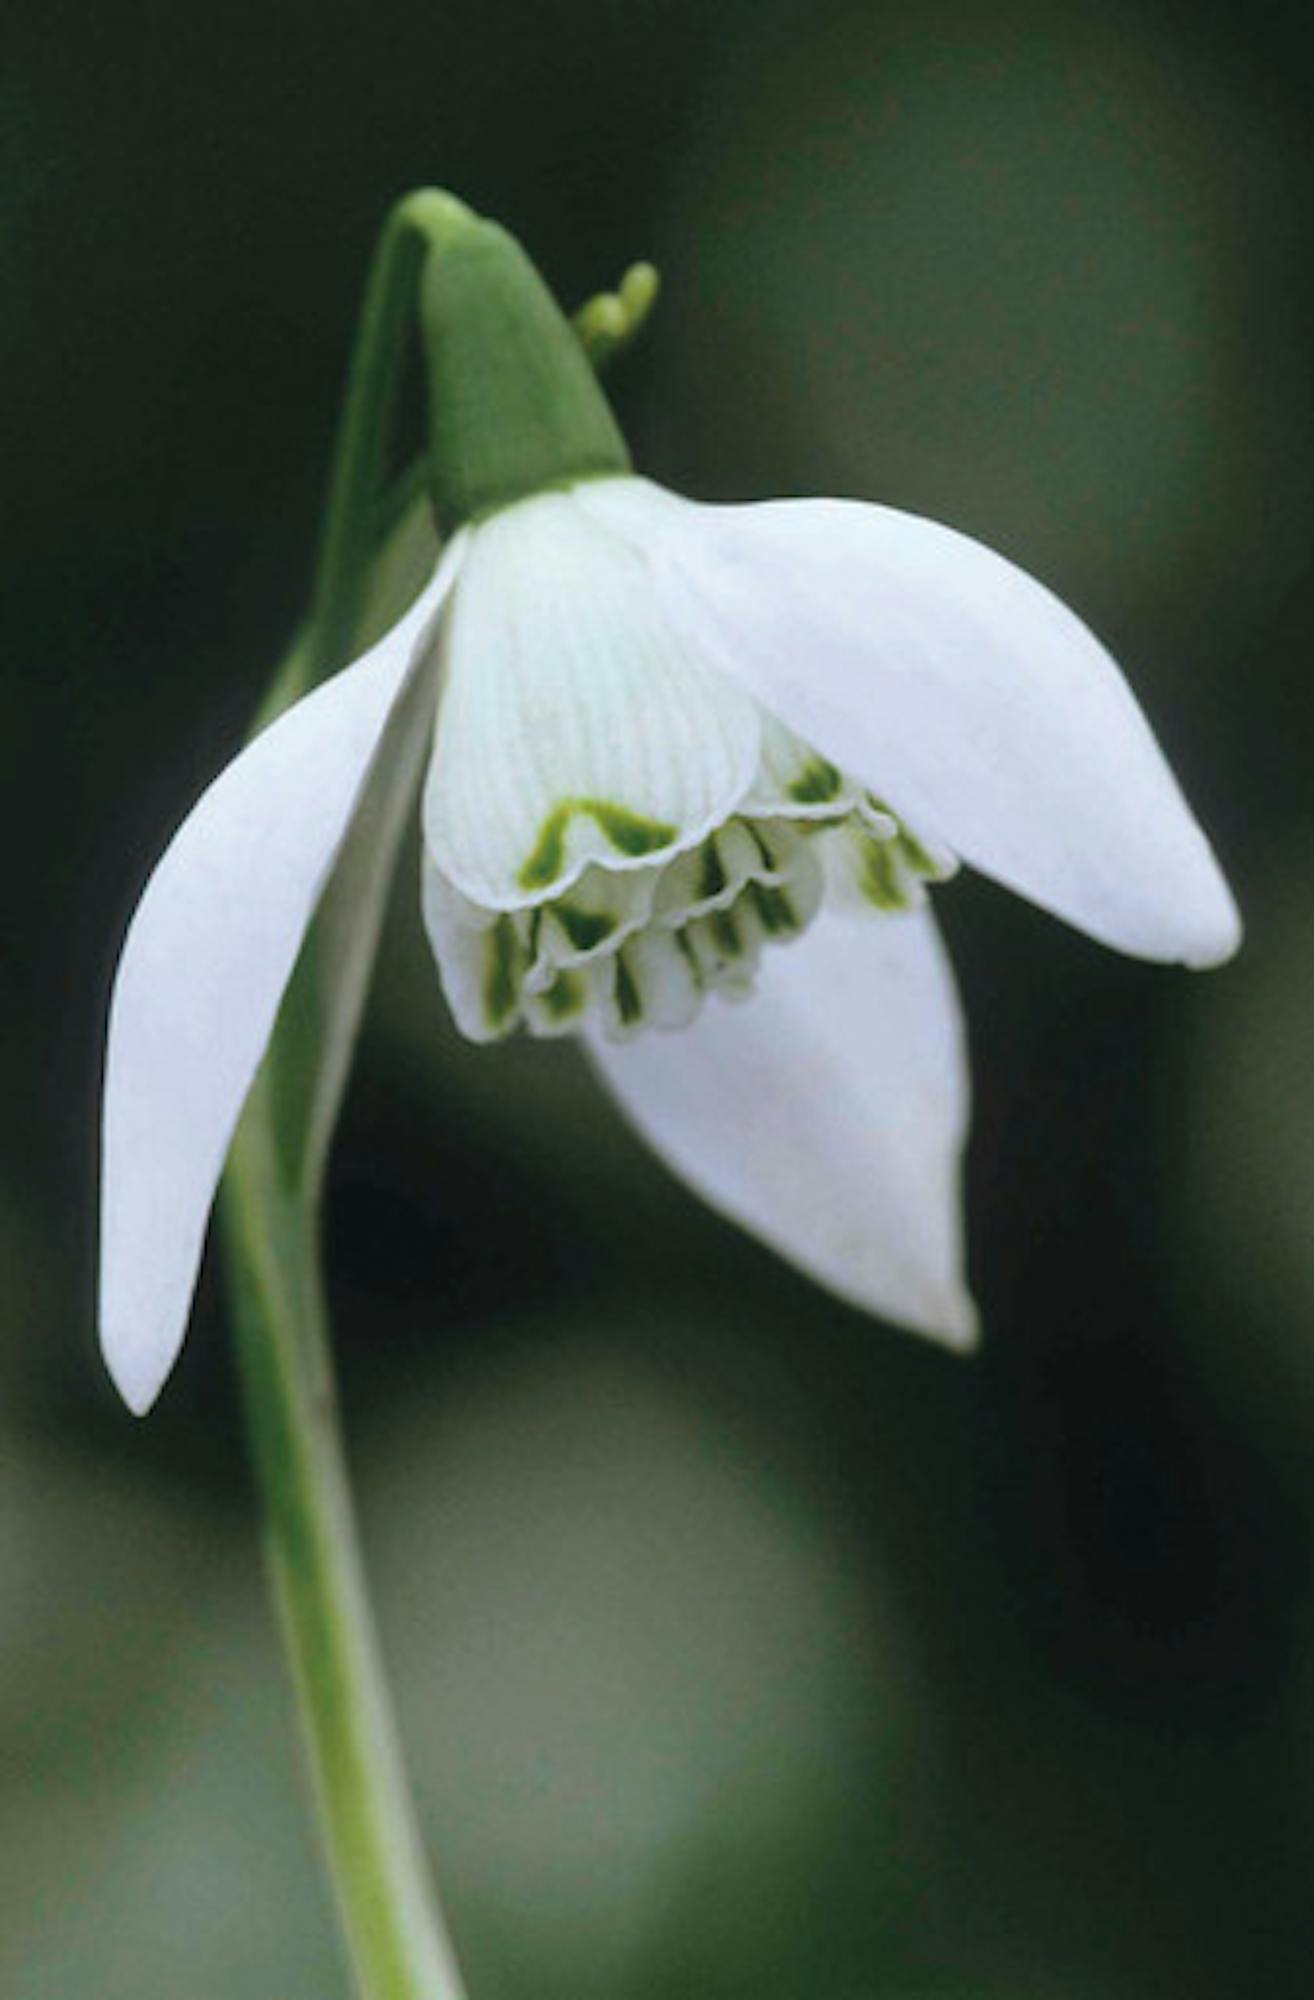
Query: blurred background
4 0 1314 1993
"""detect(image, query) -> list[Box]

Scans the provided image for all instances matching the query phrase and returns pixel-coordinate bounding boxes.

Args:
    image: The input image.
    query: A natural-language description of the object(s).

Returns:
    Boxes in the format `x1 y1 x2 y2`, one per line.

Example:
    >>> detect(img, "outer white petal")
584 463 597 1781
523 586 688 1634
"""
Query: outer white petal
578 479 1240 968
586 901 976 1349
99 545 464 1414
423 483 762 912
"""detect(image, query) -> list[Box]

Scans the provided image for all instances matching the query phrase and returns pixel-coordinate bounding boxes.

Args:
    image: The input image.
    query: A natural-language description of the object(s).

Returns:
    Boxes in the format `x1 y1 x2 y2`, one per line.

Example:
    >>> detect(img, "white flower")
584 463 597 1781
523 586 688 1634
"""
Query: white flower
99 472 1240 1413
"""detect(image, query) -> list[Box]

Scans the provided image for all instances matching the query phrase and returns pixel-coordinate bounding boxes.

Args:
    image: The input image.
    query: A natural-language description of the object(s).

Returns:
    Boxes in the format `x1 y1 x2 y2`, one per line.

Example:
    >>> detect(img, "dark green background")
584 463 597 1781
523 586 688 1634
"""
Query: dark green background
4 0 1314 1993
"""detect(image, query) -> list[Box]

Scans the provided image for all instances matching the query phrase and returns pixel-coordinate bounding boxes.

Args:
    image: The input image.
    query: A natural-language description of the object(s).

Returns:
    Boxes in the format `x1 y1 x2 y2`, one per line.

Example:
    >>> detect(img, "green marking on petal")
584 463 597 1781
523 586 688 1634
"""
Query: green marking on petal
742 822 774 871
699 839 727 901
711 908 742 957
748 882 801 936
859 793 946 884
860 843 912 912
519 799 677 891
673 928 704 984
614 952 643 1026
483 916 522 1027
540 969 588 1021
555 904 617 952
787 756 843 805
897 826 943 878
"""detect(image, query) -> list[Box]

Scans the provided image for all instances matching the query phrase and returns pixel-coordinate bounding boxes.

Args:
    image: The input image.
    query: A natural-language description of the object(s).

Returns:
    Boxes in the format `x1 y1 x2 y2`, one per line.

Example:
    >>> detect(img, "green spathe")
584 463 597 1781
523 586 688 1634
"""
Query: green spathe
419 199 631 532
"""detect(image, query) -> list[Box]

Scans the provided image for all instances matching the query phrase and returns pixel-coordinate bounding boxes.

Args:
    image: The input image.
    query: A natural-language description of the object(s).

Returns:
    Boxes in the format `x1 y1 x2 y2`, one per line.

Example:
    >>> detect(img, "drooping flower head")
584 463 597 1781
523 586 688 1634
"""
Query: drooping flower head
98 194 1240 1413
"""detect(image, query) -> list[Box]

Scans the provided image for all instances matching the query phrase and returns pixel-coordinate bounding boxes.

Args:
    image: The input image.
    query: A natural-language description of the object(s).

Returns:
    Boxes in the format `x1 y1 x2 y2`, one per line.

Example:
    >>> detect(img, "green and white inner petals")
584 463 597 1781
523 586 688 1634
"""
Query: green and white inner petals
423 814 829 1043
421 484 949 1044
423 790 949 1042
421 486 764 912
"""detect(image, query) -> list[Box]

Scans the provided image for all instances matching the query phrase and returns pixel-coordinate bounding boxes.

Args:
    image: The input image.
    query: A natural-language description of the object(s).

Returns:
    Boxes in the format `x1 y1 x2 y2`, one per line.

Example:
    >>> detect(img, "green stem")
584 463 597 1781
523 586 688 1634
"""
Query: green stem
224 1084 466 2000
222 189 470 1999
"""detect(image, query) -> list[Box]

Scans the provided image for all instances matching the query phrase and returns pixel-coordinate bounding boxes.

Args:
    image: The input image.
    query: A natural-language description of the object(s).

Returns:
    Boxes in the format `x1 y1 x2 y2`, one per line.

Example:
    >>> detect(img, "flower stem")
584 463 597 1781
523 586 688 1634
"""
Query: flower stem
219 192 656 1995
224 1083 467 2000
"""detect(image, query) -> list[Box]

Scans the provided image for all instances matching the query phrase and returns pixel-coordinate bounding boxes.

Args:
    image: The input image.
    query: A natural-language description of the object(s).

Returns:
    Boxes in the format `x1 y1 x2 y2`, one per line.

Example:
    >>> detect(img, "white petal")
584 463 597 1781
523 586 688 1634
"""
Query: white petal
586 902 976 1349
99 546 464 1413
423 483 762 912
579 479 1240 968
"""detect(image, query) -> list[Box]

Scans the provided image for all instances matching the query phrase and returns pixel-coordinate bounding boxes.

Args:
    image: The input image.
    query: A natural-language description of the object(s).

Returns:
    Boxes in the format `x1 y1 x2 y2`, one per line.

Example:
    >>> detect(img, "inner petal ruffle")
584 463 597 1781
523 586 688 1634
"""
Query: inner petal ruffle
423 812 834 1044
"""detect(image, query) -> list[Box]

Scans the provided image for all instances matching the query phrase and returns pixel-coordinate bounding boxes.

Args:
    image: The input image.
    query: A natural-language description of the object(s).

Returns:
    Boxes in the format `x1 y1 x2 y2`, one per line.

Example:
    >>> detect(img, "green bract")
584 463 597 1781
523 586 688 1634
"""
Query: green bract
418 197 630 531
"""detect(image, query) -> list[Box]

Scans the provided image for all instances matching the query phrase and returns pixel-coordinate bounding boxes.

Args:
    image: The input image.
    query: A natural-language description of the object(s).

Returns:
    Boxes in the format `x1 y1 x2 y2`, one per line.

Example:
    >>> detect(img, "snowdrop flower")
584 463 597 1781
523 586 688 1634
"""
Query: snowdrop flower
99 201 1240 1415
